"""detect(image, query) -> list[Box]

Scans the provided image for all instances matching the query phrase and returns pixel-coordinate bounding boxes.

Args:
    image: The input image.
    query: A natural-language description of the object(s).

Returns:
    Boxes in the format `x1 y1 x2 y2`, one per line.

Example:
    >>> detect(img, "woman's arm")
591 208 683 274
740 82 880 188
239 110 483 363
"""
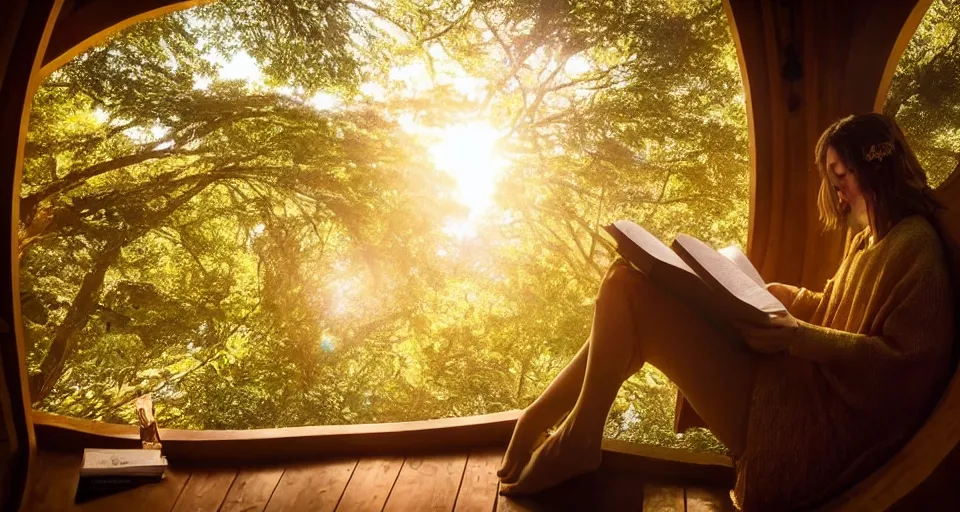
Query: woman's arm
787 272 951 363
766 282 824 323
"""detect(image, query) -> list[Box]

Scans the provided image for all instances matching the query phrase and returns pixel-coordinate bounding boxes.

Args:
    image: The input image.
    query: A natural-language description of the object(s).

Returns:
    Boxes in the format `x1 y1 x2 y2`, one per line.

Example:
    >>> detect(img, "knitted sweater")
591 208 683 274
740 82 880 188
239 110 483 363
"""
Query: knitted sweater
733 215 954 510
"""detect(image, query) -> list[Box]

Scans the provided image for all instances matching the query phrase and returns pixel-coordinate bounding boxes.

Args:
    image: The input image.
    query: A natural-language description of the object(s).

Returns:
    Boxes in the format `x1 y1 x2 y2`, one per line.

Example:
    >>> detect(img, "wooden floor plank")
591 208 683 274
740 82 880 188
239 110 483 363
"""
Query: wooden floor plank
642 482 685 512
170 469 236 512
383 453 468 512
335 456 404 512
24 450 192 512
686 486 734 512
22 450 81 512
496 490 543 512
591 469 646 511
454 449 503 512
73 467 191 512
494 473 598 512
264 458 357 512
219 467 284 512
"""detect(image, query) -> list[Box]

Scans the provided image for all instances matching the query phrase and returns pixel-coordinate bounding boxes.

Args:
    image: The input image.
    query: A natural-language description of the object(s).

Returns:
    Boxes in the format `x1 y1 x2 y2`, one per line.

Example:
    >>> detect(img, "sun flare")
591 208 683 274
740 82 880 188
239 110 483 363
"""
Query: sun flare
429 121 507 238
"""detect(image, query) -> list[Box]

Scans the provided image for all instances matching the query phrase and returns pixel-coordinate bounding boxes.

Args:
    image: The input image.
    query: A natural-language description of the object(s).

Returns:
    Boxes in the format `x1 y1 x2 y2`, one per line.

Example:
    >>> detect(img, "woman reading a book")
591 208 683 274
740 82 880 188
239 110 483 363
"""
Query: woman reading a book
496 112 954 511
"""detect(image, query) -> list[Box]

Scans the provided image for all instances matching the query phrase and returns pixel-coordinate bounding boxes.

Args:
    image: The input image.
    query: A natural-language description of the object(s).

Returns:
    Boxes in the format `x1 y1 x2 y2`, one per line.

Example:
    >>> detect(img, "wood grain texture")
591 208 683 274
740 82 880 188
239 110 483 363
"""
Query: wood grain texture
1 2 64 511
335 456 403 512
642 482 685 512
686 486 734 512
496 490 543 512
73 468 191 512
453 449 503 512
22 450 80 512
590 469 646 511
170 469 236 512
33 410 520 462
264 458 356 512
383 453 468 512
219 467 284 512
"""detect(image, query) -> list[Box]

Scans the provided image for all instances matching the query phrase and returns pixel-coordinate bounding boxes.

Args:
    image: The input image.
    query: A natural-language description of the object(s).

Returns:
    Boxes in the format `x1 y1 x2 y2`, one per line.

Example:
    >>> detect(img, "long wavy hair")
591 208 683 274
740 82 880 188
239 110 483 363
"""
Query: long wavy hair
815 112 942 238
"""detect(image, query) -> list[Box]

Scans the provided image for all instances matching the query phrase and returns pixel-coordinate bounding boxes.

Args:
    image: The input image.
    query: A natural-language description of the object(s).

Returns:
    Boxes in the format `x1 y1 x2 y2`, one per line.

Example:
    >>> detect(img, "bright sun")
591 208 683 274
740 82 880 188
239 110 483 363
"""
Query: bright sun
429 121 506 238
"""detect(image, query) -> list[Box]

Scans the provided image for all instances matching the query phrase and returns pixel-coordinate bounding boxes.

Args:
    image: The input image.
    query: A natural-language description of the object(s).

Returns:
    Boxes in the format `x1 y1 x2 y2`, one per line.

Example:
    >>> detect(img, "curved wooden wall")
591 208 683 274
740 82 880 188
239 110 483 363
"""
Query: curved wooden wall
0 2 63 510
724 0 928 289
0 0 955 510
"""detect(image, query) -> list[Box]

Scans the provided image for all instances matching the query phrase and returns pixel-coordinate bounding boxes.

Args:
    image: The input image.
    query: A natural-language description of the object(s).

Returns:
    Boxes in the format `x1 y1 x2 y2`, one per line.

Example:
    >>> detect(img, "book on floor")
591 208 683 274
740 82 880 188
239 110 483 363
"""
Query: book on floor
80 448 168 478
603 220 786 325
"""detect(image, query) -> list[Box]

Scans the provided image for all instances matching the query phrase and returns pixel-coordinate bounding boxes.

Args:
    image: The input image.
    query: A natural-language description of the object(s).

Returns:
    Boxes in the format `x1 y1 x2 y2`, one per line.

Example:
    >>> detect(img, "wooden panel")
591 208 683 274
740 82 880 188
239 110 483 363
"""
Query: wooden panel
600 438 734 486
73 467 191 512
335 456 403 512
642 482 685 512
41 0 212 74
22 450 80 512
383 453 468 512
170 469 236 512
0 2 64 511
497 492 543 512
686 486 734 512
33 410 519 462
219 467 284 512
591 469 646 511
454 449 503 512
264 458 356 512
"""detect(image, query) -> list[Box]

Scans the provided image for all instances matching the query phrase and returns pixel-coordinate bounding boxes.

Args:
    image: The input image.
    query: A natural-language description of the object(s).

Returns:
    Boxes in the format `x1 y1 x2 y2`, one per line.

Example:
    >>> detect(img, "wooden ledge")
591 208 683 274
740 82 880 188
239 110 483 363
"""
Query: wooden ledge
33 410 734 485
33 409 521 461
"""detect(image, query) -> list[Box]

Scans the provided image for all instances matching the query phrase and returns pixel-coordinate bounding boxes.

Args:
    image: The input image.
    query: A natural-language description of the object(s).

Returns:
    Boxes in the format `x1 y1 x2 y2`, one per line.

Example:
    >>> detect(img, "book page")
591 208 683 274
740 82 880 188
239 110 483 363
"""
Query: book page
607 221 698 276
717 245 765 287
673 235 785 319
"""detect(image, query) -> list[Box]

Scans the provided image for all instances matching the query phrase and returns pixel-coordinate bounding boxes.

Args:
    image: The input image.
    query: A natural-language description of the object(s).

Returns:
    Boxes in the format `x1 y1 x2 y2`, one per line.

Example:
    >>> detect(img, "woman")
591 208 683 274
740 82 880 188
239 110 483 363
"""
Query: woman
496 113 955 510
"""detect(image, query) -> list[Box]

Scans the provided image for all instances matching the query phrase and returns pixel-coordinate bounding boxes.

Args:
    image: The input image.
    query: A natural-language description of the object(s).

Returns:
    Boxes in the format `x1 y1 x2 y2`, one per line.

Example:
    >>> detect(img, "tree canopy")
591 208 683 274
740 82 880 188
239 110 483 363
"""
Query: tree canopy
23 0 756 453
886 0 960 188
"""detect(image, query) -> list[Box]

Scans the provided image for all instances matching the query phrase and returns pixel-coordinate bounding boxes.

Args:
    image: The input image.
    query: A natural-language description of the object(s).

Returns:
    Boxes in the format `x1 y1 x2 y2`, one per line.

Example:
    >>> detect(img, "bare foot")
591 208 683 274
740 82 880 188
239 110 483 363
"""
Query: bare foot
498 414 602 495
498 412 552 483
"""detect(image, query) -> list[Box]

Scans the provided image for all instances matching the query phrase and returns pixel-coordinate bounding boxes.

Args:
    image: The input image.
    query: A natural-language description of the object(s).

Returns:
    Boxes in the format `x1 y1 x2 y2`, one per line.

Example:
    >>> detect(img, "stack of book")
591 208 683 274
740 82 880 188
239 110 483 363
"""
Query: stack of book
76 448 167 502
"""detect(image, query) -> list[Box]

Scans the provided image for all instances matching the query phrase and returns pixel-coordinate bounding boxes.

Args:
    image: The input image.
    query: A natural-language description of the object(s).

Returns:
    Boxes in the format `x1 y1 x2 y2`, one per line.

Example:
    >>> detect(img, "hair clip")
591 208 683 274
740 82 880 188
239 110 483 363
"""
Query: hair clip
864 141 895 163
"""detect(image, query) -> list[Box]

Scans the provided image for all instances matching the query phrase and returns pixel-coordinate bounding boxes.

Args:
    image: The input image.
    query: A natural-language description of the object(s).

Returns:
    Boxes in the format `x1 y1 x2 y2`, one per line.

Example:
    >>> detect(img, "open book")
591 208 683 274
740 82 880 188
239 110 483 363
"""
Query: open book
603 220 786 325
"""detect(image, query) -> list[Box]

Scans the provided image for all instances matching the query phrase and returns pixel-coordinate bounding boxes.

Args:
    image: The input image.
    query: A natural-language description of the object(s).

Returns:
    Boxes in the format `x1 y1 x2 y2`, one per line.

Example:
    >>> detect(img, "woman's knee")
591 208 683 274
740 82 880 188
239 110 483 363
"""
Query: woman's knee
598 261 653 305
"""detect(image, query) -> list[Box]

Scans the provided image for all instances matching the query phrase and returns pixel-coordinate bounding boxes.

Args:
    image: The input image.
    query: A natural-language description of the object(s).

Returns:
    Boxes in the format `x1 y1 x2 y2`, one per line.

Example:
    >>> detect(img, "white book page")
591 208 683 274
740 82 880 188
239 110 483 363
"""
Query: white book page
717 245 765 287
611 220 698 275
674 235 785 315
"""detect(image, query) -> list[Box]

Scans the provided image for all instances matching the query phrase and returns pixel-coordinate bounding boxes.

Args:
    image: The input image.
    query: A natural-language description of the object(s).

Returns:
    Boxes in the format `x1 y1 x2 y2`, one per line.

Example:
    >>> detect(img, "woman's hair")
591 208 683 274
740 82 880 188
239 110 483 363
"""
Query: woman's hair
815 112 942 238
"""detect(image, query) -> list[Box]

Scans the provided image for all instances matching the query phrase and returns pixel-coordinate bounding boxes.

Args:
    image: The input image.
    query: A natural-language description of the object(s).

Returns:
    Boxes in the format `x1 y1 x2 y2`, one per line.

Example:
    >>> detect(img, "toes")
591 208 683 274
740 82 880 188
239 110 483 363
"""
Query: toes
500 462 524 484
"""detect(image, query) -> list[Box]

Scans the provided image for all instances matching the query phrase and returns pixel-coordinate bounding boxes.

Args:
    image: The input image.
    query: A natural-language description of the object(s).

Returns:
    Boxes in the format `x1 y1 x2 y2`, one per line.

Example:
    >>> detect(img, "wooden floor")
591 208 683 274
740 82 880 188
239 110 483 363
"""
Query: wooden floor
22 447 735 511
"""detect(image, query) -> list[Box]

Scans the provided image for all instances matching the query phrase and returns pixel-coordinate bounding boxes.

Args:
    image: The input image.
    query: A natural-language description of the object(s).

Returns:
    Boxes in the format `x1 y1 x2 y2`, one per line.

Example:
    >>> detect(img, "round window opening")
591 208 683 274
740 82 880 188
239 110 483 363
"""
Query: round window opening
23 0 748 453
885 0 960 189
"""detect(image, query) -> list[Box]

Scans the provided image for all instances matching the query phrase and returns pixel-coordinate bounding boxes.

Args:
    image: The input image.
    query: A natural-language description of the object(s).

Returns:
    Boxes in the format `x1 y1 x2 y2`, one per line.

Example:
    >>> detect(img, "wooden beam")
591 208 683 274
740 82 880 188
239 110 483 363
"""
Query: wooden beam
40 0 214 76
34 410 522 462
0 1 64 510
32 410 735 485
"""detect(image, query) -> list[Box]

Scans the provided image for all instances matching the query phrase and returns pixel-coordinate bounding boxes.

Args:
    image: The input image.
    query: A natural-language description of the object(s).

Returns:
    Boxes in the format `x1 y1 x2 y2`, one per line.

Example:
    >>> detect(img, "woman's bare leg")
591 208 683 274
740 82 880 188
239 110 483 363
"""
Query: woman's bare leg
498 340 589 481
499 263 627 481
500 262 757 495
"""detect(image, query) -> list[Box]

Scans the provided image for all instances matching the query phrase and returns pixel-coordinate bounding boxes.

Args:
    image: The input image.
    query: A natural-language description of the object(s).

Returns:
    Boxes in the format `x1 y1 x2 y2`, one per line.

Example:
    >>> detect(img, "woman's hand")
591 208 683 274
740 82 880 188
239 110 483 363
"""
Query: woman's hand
765 282 799 305
736 312 800 354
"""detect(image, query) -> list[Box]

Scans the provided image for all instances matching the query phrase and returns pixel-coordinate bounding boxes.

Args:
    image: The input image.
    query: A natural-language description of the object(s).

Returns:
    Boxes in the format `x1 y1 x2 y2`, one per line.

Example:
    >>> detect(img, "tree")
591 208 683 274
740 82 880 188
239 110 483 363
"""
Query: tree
885 0 960 188
24 0 751 455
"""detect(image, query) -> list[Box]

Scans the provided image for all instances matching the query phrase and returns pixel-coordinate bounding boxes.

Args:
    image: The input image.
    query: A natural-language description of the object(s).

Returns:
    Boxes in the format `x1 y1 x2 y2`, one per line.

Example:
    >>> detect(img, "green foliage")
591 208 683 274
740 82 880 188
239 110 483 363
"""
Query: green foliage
885 0 960 188
23 0 755 455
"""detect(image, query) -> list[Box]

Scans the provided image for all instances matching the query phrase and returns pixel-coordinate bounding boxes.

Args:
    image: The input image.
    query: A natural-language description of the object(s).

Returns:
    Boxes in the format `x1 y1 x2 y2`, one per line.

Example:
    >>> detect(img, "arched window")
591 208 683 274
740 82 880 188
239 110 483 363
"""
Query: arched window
885 0 960 188
23 0 748 453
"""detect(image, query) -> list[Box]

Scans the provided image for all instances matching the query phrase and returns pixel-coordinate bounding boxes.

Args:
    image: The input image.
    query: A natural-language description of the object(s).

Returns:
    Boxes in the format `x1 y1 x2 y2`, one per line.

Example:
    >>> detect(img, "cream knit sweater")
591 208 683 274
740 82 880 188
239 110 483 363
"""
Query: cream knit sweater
734 215 954 510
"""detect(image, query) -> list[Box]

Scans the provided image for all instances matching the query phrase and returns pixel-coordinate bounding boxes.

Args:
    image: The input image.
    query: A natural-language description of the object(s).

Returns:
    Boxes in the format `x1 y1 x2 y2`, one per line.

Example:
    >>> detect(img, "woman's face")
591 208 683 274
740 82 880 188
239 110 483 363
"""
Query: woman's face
826 145 870 230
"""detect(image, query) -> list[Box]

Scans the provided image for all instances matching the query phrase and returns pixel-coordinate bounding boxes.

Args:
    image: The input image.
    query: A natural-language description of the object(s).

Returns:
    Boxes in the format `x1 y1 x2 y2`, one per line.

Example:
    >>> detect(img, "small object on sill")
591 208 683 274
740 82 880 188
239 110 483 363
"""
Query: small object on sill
137 394 162 450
